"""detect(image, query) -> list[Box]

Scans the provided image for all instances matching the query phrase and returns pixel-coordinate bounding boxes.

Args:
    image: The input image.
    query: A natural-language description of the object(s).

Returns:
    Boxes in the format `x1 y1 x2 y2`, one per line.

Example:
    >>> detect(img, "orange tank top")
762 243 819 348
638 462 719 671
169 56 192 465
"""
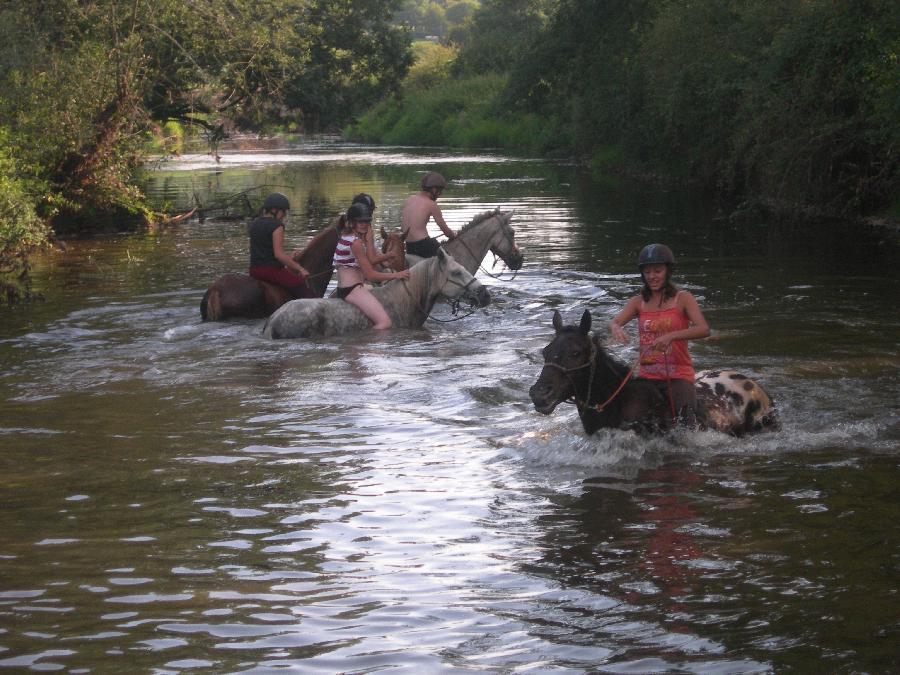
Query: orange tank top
637 294 695 381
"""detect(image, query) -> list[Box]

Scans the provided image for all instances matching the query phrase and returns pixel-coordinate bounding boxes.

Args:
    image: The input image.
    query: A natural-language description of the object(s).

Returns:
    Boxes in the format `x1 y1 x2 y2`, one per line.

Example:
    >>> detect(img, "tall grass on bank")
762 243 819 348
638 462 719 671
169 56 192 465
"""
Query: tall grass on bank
346 41 566 155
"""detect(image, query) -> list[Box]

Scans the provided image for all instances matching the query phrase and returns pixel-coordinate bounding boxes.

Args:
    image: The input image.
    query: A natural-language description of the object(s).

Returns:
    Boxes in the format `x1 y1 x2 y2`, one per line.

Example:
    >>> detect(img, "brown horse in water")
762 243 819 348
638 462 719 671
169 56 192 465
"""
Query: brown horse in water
200 223 408 321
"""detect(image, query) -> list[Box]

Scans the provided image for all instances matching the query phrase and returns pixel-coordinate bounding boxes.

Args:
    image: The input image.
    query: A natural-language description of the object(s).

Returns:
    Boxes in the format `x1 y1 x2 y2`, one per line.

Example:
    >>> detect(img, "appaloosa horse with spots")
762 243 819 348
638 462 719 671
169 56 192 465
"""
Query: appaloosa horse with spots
529 310 778 436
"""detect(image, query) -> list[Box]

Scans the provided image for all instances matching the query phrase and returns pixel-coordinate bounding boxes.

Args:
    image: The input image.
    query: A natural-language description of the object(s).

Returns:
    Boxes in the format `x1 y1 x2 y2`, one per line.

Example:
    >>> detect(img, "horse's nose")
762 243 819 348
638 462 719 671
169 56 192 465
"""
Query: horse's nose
476 286 491 307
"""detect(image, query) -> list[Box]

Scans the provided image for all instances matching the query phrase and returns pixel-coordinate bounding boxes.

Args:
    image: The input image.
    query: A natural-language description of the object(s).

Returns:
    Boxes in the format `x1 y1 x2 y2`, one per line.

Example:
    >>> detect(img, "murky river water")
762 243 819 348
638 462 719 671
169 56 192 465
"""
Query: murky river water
1 139 898 672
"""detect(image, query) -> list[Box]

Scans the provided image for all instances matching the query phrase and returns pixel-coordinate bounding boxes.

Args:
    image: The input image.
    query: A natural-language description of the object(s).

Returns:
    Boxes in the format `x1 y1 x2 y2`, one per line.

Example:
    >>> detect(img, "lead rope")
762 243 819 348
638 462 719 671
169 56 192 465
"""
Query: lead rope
543 343 638 417
397 274 480 323
663 348 678 422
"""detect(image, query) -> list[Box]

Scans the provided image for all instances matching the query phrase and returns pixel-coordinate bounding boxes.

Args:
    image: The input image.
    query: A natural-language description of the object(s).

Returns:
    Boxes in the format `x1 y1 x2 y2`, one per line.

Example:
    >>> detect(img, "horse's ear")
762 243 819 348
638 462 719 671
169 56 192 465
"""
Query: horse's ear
401 229 409 242
380 226 387 239
580 310 592 334
437 247 449 264
552 310 563 333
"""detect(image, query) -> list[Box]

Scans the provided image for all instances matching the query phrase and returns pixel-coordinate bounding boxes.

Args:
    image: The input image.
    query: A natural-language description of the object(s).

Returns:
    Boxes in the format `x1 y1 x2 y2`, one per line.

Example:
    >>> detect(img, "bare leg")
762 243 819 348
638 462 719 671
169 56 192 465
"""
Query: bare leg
345 285 392 329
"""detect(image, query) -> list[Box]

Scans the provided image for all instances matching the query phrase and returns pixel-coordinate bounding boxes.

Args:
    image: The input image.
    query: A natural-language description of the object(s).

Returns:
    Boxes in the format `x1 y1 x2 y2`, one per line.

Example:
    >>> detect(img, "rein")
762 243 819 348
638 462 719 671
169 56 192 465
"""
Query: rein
398 272 481 323
543 340 638 416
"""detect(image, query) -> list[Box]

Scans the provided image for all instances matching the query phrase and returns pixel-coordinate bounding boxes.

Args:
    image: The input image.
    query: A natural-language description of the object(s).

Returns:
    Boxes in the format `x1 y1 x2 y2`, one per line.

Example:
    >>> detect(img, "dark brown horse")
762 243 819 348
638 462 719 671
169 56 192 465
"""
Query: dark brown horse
200 222 341 321
529 310 778 436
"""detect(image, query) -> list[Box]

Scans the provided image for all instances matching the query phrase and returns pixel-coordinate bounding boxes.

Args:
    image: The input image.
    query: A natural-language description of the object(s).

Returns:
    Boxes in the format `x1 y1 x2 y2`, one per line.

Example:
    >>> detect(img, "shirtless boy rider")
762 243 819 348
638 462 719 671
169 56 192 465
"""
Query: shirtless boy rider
401 171 457 259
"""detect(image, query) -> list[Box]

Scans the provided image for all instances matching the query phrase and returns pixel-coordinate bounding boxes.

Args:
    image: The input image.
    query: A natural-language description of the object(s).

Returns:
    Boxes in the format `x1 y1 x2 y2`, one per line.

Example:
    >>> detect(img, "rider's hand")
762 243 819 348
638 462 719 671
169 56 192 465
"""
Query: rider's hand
651 334 673 351
394 269 411 280
609 323 629 344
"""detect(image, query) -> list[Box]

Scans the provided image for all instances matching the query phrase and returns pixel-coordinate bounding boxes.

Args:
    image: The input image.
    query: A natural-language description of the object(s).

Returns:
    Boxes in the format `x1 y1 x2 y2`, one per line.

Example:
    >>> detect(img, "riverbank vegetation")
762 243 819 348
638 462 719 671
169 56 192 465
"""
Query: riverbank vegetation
351 0 899 220
0 0 410 304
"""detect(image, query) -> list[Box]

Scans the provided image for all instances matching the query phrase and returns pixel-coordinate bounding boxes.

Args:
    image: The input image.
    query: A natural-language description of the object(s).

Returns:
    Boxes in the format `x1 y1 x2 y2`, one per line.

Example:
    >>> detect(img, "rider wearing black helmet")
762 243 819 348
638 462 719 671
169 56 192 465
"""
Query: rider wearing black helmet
347 193 396 271
401 171 457 259
608 243 710 428
333 203 410 330
248 192 313 299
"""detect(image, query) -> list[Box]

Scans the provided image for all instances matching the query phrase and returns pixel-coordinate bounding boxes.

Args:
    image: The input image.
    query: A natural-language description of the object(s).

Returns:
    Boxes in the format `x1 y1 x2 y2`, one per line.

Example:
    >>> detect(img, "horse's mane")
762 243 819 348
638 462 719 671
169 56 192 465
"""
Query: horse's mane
557 325 631 380
457 208 504 235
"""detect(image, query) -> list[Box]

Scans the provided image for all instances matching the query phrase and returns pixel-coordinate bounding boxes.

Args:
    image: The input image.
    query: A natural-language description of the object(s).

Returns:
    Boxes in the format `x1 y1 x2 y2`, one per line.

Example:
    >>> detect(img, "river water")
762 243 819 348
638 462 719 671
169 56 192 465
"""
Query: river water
1 139 897 673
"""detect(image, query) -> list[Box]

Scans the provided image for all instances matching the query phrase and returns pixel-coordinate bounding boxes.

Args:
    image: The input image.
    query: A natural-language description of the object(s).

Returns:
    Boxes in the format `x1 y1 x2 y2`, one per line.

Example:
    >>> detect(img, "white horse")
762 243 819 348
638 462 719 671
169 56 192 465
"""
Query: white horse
264 249 491 339
405 209 524 273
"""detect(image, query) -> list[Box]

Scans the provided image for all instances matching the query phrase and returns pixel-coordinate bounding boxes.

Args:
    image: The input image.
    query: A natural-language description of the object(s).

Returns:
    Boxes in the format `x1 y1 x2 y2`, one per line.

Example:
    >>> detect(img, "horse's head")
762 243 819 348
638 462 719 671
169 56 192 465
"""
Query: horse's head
433 248 491 308
488 211 524 271
529 310 595 414
380 226 407 271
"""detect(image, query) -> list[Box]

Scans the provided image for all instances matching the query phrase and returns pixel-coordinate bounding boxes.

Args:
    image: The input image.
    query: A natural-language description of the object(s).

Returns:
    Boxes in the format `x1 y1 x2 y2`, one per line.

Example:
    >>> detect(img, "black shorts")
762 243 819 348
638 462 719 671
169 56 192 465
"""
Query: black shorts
406 237 441 258
336 283 362 300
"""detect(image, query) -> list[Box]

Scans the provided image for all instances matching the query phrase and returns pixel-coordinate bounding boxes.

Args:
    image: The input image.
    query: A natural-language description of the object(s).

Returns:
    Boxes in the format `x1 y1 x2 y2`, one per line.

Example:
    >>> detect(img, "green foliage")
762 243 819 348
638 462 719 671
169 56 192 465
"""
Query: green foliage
396 0 480 40
451 0 552 76
0 127 50 305
503 0 899 216
404 42 458 90
0 0 414 246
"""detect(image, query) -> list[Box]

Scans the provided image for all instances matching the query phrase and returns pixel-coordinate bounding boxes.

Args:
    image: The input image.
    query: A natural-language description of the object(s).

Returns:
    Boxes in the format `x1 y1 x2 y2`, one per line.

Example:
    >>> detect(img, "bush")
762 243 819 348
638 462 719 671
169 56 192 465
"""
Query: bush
0 128 50 305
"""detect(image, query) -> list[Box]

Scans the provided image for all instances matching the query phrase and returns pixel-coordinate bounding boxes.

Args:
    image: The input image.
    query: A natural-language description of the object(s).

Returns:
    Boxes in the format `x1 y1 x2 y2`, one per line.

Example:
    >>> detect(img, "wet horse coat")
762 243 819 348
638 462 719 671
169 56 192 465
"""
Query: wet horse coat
200 221 340 321
404 209 523 274
264 248 491 339
529 310 778 436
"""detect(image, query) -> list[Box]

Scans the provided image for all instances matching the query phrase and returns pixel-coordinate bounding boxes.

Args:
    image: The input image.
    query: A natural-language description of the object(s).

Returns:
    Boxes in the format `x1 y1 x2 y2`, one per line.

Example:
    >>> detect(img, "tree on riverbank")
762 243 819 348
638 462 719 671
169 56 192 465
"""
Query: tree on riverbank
0 0 410 305
350 0 900 220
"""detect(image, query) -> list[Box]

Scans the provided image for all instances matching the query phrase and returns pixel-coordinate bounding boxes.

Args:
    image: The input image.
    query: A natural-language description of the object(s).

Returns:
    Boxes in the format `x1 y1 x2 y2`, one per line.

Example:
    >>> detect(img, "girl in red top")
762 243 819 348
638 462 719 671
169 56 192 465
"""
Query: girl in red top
608 244 710 426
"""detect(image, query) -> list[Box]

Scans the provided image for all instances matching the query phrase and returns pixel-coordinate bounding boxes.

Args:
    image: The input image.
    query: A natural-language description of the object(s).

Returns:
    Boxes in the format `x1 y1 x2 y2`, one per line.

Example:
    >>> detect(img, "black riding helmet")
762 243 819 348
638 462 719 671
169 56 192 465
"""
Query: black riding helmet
352 193 376 211
262 192 291 213
638 243 675 269
346 202 372 222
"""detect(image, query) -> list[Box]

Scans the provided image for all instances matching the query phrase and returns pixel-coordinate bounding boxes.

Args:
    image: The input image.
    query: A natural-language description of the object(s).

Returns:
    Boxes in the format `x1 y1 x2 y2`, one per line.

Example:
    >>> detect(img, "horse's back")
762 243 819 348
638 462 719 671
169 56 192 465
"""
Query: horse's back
264 298 370 339
202 273 287 321
696 370 778 435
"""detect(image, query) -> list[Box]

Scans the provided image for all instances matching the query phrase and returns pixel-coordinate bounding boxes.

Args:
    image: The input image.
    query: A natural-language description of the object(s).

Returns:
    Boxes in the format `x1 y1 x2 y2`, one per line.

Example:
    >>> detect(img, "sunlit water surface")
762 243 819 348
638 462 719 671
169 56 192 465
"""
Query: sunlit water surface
1 139 897 672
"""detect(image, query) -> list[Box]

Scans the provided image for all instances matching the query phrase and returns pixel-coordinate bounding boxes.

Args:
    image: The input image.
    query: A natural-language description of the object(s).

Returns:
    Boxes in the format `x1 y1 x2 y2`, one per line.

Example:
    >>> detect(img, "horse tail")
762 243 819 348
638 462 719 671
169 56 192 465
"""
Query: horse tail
200 286 221 321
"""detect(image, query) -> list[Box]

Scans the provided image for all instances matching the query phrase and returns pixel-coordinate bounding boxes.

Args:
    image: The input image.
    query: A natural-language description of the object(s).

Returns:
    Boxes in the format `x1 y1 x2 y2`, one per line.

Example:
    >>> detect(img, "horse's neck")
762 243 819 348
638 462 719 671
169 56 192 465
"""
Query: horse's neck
587 347 630 405
375 258 442 321
444 217 496 273
296 223 339 270
295 224 339 296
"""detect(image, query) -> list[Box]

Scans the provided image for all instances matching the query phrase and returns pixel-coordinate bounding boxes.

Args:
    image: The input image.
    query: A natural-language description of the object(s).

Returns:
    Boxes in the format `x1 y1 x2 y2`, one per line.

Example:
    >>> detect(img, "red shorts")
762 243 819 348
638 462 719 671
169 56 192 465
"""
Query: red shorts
249 266 314 299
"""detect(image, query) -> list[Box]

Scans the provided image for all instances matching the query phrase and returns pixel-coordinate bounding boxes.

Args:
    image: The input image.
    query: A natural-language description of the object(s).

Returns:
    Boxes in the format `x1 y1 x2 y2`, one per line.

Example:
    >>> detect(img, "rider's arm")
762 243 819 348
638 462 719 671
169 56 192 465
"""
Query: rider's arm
431 204 456 240
351 239 409 283
272 226 308 277
608 297 641 343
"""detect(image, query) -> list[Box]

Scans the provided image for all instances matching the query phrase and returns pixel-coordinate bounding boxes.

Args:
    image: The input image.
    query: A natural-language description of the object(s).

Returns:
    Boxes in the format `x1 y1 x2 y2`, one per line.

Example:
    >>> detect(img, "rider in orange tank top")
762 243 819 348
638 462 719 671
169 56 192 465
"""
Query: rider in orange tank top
608 244 710 427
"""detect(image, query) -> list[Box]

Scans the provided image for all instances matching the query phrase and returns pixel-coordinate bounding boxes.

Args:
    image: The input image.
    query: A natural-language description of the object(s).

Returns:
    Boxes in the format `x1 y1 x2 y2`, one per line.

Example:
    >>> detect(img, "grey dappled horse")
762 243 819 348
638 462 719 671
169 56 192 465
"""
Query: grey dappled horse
405 209 524 274
264 248 491 339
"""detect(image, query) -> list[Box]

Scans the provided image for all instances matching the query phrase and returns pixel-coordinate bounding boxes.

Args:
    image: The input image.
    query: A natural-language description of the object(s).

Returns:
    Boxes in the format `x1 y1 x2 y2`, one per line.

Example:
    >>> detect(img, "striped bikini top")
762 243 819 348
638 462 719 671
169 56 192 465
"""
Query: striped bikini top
333 233 360 268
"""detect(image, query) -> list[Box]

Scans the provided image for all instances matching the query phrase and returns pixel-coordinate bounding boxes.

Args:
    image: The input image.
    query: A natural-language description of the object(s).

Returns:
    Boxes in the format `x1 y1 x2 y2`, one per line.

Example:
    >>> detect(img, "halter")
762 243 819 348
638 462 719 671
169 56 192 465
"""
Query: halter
398 270 482 323
541 338 638 417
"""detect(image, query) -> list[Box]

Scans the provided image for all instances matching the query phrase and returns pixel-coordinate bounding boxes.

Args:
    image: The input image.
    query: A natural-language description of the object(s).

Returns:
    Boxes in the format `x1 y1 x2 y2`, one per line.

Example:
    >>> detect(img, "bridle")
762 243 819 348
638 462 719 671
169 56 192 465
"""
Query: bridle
398 268 483 323
541 337 637 417
450 217 521 281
